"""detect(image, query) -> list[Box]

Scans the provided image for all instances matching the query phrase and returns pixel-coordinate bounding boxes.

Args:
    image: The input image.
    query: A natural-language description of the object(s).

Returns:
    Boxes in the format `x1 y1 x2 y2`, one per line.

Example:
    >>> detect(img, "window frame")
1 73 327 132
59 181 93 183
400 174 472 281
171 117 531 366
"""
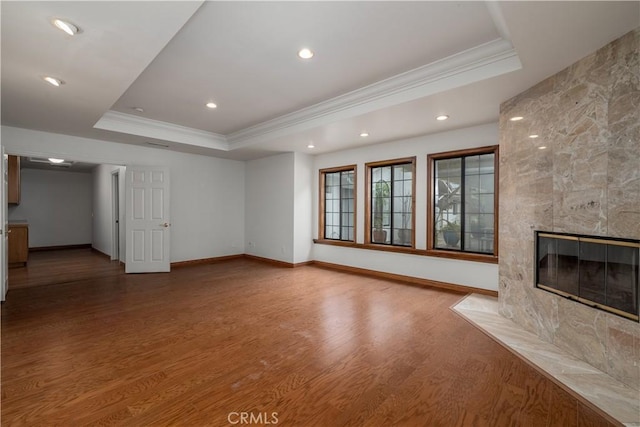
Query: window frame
364 157 416 248
427 146 499 263
318 165 357 243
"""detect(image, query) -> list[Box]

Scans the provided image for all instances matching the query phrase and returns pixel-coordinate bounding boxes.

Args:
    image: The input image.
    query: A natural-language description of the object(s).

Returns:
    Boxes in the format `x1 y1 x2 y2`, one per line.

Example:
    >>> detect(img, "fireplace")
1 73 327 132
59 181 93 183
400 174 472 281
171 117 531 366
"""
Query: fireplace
535 231 639 321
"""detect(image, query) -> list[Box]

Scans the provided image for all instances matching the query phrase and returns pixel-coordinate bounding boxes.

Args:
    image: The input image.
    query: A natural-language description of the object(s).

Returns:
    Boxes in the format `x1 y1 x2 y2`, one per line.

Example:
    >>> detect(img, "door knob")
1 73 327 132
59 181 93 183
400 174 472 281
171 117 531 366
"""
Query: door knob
160 222 171 228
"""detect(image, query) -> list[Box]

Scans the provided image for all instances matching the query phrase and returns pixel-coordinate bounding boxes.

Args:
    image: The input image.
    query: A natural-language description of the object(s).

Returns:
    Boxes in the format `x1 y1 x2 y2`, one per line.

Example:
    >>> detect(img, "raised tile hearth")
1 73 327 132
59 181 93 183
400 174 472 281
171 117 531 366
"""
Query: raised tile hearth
453 294 640 427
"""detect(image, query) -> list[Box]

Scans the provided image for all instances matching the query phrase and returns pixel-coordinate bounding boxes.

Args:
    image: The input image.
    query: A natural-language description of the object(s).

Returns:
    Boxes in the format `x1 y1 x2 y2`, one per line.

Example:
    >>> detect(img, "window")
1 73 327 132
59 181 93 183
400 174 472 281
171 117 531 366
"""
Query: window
365 158 415 247
428 146 498 259
319 166 356 241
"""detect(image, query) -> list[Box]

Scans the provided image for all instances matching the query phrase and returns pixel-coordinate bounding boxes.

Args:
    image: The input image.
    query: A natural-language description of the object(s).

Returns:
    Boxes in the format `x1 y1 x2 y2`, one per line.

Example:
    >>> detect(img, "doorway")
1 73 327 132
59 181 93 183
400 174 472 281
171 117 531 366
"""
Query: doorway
3 157 126 294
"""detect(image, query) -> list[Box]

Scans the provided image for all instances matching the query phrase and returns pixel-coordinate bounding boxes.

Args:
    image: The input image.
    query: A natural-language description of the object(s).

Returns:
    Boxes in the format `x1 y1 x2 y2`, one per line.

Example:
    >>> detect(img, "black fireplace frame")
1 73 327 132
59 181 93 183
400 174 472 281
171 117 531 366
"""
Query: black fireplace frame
534 230 640 322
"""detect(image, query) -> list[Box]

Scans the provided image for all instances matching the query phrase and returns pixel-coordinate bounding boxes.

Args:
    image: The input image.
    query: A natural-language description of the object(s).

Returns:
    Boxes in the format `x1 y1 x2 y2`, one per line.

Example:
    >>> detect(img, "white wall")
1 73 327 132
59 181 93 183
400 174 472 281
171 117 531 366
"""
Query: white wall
2 126 245 263
2 123 498 291
313 122 500 291
92 164 125 259
245 153 295 263
8 168 92 248
293 152 314 264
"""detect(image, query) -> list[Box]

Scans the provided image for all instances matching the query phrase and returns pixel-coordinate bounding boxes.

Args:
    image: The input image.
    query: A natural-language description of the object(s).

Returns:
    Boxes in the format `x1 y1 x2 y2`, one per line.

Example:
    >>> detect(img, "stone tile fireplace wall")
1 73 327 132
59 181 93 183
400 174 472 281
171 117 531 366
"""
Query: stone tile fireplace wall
499 29 639 390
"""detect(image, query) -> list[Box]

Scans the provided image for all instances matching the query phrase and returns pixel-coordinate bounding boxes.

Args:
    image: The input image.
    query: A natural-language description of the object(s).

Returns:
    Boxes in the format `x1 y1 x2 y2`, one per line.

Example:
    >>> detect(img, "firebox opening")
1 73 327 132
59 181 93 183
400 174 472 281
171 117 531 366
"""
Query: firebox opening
535 231 639 322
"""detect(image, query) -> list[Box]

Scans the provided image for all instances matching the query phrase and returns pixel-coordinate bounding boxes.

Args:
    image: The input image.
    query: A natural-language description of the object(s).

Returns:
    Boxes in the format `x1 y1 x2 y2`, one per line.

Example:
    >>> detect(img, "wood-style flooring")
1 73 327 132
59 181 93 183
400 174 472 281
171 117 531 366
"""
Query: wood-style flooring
2 249 618 426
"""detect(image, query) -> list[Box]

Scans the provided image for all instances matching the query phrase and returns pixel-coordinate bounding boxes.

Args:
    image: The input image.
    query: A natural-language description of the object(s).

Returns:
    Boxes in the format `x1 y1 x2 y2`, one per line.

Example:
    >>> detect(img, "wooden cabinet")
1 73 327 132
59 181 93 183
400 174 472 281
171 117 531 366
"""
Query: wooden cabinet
8 155 20 205
8 223 28 267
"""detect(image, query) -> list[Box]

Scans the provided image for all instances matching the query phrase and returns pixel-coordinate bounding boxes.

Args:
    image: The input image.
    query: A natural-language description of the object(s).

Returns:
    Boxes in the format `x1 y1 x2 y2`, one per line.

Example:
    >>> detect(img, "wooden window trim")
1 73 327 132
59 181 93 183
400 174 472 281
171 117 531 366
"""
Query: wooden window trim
319 164 357 242
426 145 499 262
364 157 416 247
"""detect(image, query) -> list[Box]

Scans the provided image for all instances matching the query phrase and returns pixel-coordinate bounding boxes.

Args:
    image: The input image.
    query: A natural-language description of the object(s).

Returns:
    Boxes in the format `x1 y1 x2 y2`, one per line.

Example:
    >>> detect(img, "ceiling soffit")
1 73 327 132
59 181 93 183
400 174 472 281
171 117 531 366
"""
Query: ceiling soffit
95 38 521 153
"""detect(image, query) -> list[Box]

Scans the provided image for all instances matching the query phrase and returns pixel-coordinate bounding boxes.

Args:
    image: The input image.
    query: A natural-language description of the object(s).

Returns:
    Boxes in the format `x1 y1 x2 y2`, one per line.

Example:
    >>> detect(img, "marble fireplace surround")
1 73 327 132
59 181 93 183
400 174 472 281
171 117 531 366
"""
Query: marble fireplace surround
498 27 639 392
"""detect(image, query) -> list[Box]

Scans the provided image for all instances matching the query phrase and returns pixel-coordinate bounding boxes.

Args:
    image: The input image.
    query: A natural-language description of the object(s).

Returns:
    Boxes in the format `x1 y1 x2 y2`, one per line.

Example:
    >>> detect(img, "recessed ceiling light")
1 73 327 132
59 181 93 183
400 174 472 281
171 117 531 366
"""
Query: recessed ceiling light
510 116 524 121
206 102 217 109
133 107 144 113
48 158 65 164
538 146 547 150
529 134 539 139
360 132 369 137
436 115 449 121
43 76 63 87
307 143 315 149
298 48 314 59
53 18 79 36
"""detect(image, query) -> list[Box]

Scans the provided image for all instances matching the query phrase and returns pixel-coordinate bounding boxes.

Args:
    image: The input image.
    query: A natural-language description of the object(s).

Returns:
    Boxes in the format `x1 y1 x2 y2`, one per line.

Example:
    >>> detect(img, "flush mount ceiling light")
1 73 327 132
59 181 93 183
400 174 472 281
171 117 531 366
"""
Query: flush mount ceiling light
529 134 539 139
48 158 65 164
133 107 144 113
43 76 64 87
538 146 547 150
307 143 315 149
298 48 314 59
436 115 449 121
360 132 369 137
510 116 524 121
52 18 79 36
205 102 217 109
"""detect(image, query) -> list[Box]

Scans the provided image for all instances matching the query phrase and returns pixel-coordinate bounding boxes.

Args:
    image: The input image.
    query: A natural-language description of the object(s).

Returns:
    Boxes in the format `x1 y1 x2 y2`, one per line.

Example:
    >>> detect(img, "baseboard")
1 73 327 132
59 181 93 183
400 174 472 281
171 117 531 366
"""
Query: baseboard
243 254 297 268
87 248 496 297
311 260 499 297
30 243 92 252
171 254 244 268
172 253 312 269
293 260 314 267
90 247 111 259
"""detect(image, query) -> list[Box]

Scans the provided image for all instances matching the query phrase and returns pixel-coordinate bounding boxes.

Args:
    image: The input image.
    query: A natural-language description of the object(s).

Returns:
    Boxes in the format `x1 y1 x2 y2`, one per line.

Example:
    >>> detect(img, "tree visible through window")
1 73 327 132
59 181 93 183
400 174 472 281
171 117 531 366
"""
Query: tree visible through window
320 167 355 241
367 158 415 247
429 146 498 256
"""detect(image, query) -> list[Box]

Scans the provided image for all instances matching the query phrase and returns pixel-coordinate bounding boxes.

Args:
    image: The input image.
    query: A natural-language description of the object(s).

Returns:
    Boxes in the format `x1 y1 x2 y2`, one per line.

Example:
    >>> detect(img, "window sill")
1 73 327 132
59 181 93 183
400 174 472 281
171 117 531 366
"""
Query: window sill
424 249 498 264
312 239 358 248
313 239 498 264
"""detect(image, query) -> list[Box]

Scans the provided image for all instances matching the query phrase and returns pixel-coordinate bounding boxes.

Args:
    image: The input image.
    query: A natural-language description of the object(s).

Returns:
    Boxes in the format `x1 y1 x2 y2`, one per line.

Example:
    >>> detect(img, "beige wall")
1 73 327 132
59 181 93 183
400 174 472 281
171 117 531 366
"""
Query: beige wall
498 29 639 390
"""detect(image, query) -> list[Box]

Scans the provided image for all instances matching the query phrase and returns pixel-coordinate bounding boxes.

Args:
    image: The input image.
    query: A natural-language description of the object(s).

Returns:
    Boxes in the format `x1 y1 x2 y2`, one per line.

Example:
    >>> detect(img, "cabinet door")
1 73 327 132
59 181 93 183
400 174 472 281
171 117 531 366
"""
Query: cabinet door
8 226 28 265
8 155 20 205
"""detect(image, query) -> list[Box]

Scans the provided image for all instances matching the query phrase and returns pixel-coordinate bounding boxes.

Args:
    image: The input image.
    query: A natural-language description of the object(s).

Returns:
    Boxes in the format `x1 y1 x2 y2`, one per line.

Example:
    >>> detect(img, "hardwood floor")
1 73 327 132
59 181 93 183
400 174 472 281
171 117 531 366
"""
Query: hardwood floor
7 248 123 290
2 250 618 426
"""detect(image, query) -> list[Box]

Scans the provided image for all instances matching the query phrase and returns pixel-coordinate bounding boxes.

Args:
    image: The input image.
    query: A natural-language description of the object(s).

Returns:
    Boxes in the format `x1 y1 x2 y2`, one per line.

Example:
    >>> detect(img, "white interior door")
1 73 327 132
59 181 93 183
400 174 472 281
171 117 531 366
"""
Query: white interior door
125 166 170 273
1 148 8 300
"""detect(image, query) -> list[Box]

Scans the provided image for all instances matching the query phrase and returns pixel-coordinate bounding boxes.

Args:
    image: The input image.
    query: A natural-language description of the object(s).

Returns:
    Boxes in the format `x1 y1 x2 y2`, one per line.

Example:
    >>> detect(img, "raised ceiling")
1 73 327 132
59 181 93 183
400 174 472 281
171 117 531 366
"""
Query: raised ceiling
112 1 501 135
2 1 638 160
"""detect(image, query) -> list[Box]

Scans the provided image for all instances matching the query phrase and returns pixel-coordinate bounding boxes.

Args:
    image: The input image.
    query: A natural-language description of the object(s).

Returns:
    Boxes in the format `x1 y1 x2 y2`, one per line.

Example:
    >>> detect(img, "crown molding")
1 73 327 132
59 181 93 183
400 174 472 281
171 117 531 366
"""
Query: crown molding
94 110 229 151
226 38 521 149
93 38 520 152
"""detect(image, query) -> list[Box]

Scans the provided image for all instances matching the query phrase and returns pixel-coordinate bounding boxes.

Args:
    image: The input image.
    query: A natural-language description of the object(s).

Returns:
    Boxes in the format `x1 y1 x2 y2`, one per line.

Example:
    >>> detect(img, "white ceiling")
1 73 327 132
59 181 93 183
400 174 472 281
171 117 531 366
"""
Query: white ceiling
2 1 638 161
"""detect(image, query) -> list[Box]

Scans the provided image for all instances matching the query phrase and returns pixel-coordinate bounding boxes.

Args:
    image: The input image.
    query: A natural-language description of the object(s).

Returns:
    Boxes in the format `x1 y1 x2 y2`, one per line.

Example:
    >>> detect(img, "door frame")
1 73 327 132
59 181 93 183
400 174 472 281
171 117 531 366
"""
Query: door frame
1 147 8 301
111 170 120 261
